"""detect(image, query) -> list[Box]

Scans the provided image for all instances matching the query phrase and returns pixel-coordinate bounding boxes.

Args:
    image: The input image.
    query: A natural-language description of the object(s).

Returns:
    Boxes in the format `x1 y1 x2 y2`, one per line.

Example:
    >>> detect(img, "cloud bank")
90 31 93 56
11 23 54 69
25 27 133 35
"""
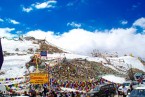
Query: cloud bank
25 27 145 58
1 17 145 58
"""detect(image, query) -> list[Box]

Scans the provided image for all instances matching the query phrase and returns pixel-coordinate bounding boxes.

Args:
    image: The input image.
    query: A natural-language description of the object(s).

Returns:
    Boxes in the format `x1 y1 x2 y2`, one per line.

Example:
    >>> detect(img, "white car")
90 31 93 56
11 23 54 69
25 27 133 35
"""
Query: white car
118 80 139 95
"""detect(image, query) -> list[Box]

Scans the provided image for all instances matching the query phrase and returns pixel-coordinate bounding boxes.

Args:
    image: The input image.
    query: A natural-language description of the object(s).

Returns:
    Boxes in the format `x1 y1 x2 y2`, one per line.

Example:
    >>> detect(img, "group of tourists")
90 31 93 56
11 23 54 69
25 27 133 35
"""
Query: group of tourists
1 77 121 97
0 86 90 97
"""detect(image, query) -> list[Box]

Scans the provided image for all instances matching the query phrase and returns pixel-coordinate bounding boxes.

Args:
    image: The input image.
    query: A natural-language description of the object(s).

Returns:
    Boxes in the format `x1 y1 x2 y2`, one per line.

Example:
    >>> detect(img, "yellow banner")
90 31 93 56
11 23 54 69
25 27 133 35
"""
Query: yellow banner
30 73 48 84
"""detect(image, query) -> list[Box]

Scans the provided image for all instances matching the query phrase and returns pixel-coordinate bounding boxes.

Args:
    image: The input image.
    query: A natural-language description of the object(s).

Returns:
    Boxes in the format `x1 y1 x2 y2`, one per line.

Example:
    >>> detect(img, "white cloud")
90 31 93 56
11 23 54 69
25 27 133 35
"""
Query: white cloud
0 28 15 38
67 22 81 28
22 7 33 13
22 0 57 12
25 30 55 40
1 18 145 59
121 20 128 25
34 0 57 9
9 19 20 24
35 2 49 9
0 18 4 22
0 18 20 25
133 17 145 29
25 27 145 58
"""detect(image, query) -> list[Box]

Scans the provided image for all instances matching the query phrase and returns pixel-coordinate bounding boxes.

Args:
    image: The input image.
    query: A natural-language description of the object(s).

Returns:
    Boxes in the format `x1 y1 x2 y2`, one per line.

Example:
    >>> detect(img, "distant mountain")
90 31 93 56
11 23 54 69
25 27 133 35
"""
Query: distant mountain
2 36 64 56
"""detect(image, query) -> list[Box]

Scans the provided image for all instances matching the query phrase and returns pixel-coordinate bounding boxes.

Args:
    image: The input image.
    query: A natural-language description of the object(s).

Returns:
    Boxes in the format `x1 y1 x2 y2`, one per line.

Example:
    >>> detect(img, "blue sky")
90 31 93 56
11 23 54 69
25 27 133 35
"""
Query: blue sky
0 0 145 34
1 0 145 57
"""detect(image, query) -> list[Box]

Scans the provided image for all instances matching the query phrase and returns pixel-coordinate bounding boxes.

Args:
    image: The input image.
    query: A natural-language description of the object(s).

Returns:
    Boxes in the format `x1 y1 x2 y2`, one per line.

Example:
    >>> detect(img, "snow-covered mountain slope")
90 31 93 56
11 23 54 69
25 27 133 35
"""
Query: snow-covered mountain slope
2 38 39 54
47 53 106 63
0 38 37 85
46 53 145 73
0 37 145 86
1 55 31 78
102 75 125 84
107 56 145 72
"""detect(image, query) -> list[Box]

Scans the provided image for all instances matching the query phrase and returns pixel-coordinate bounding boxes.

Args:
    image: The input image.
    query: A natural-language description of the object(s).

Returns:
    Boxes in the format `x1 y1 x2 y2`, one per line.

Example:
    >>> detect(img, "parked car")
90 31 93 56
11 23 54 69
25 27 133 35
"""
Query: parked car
128 86 145 97
88 83 116 97
142 78 145 84
118 80 139 95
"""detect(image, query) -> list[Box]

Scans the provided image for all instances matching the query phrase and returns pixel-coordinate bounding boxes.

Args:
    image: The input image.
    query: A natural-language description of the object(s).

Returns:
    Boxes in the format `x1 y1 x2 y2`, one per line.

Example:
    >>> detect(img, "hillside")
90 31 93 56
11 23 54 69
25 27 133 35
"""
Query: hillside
2 37 64 56
27 53 145 82
47 58 122 81
0 37 145 88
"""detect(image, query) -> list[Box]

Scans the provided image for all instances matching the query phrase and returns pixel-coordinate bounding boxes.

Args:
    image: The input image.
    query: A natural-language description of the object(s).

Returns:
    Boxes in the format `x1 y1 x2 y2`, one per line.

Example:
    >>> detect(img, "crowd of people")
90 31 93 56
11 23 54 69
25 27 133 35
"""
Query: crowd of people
0 86 93 97
25 88 89 97
0 77 121 97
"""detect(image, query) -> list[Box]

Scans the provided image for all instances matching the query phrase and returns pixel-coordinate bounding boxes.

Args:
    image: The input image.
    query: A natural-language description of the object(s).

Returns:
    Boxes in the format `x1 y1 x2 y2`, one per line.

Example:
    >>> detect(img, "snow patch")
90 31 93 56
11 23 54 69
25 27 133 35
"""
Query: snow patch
102 75 125 84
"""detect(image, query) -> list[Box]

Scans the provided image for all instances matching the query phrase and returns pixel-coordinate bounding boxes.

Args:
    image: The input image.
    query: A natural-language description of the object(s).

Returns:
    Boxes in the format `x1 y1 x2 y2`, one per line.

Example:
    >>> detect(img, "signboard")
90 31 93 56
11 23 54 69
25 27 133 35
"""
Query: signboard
30 73 48 84
40 51 47 56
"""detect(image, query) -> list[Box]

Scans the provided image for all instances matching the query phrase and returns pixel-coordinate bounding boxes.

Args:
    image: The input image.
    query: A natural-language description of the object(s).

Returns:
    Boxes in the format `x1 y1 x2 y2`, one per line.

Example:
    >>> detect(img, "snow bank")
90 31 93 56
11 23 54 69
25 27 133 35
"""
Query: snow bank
121 56 145 72
47 53 106 63
60 87 85 93
29 66 35 72
1 38 39 53
102 75 125 84
1 55 32 78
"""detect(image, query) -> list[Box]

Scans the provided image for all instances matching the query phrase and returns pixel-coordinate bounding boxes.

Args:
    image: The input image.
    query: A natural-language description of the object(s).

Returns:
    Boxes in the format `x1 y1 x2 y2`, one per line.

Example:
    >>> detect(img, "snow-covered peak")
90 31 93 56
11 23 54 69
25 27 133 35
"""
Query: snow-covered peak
108 56 145 72
1 38 39 54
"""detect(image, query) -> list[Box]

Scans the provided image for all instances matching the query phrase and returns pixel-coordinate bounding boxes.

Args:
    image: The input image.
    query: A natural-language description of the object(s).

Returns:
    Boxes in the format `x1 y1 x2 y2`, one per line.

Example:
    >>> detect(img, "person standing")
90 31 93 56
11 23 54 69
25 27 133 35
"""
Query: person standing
71 92 75 97
122 85 127 97
52 91 57 97
43 86 48 96
130 84 133 92
23 91 29 96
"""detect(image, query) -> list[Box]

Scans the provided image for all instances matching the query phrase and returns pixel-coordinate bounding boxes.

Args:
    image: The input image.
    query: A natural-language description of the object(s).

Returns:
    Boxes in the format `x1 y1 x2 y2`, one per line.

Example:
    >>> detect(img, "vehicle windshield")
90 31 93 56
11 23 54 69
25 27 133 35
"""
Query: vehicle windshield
93 86 100 91
136 76 141 79
123 83 130 86
129 89 145 97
